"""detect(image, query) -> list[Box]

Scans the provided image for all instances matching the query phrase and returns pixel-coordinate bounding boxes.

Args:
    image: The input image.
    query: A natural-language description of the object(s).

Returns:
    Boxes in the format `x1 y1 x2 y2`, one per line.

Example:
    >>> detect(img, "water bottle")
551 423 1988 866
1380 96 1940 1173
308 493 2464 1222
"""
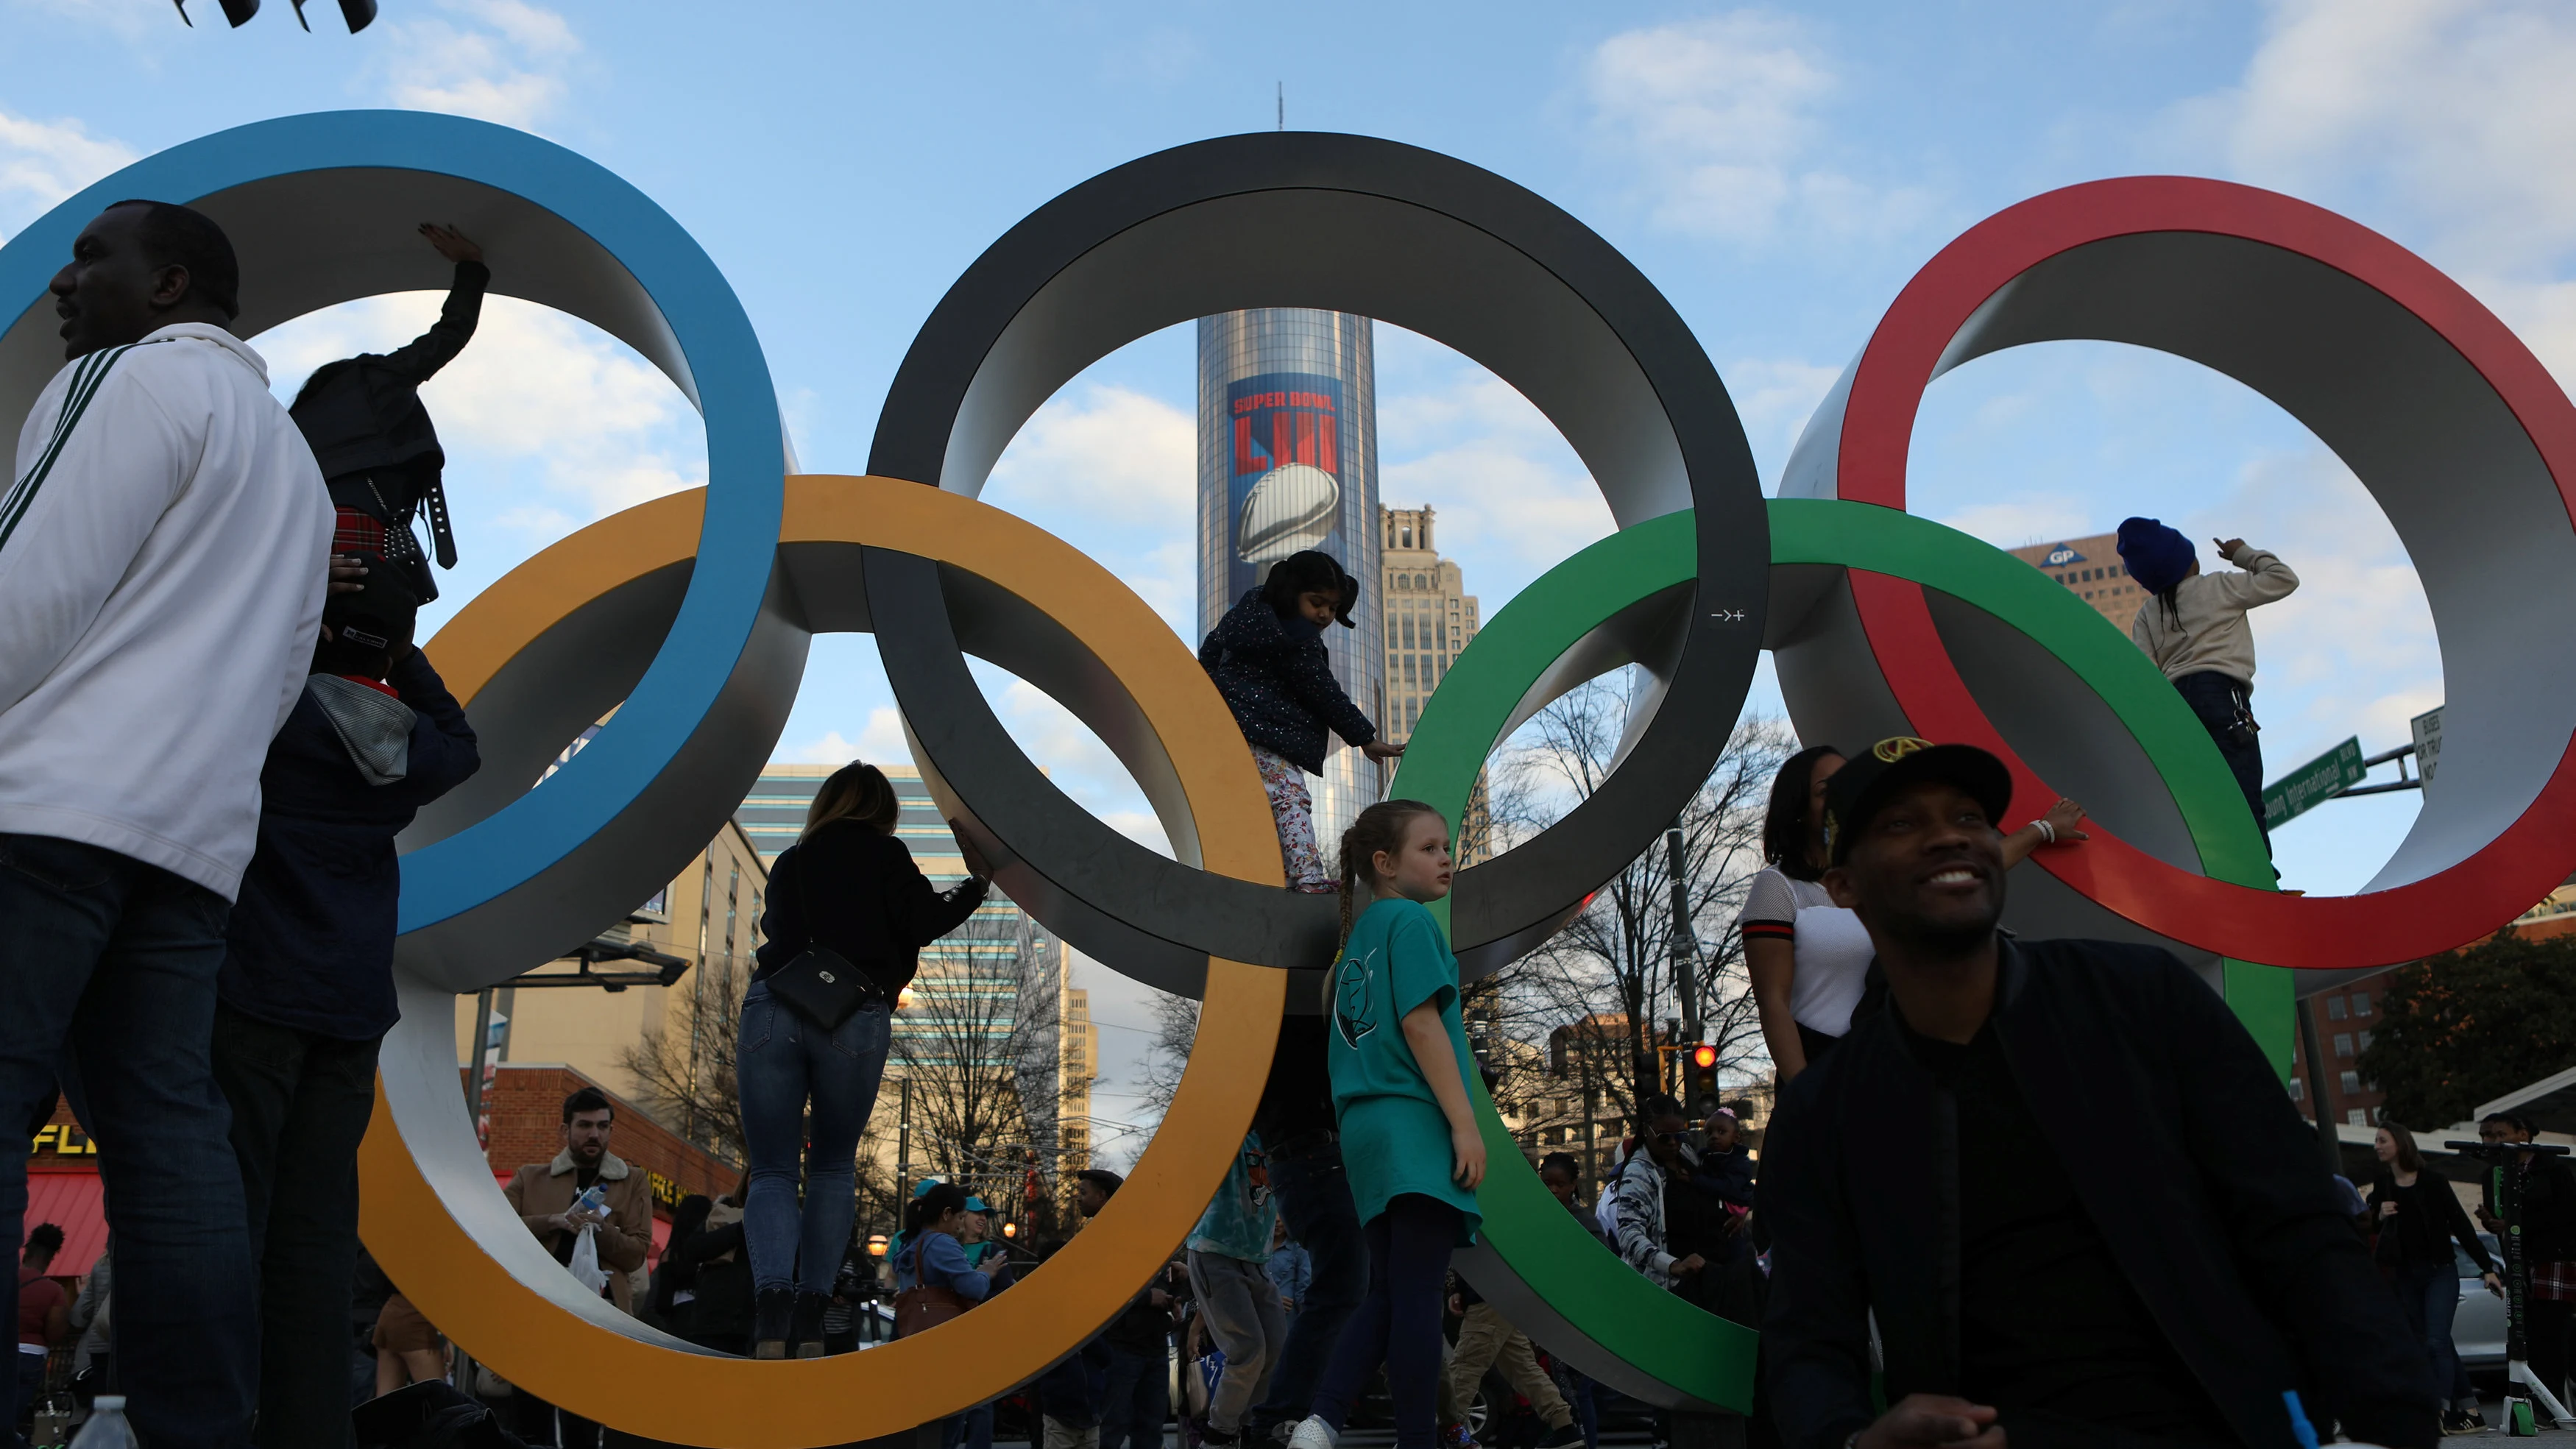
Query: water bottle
68 1395 137 1448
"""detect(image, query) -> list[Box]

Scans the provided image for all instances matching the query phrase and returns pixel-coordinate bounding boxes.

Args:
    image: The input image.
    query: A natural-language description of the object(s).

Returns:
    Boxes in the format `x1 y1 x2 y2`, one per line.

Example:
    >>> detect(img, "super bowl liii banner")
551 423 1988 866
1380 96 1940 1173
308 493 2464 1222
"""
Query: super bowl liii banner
1226 371 1345 600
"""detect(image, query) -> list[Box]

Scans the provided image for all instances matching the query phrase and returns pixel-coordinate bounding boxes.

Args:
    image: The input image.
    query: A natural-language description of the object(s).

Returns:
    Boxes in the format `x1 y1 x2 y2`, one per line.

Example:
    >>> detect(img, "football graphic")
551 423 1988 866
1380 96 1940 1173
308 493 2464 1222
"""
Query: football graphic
1236 462 1340 566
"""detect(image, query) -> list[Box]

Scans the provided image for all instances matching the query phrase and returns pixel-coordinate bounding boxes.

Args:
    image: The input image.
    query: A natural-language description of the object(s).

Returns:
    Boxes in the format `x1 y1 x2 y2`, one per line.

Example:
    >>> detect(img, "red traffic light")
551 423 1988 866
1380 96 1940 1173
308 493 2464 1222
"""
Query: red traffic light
1690 1043 1718 1071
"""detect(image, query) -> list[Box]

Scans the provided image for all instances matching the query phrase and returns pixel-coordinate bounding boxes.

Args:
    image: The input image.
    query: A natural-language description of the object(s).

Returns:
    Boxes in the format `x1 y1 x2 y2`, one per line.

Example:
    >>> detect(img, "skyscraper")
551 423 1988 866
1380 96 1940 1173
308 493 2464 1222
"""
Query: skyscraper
1379 505 1491 862
1198 309 1386 849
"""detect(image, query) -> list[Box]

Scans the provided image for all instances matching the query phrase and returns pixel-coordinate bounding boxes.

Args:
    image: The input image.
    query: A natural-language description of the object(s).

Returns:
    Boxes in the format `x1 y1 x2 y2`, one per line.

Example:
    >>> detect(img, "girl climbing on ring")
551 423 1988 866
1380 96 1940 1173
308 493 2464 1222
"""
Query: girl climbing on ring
1199 550 1403 892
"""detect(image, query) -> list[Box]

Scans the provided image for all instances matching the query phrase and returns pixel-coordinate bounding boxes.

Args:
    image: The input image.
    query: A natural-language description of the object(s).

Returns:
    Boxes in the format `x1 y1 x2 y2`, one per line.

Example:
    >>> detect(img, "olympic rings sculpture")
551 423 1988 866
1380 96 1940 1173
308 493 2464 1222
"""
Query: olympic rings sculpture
5 110 2573 1442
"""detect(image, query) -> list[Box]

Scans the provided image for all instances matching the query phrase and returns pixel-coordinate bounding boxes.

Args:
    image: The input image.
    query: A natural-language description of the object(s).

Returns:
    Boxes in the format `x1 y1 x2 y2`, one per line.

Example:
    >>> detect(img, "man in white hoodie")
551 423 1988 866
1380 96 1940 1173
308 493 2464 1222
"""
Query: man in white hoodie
0 199 330 1448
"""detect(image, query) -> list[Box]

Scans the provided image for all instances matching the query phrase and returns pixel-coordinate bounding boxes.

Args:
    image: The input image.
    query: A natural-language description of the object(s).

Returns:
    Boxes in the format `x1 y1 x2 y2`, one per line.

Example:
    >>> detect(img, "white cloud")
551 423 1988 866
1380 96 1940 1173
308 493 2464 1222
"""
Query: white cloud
0 109 134 238
984 383 1197 634
788 709 909 766
1727 355 1841 472
989 676 1174 857
988 383 1193 525
1582 10 1935 247
2172 1 2576 383
1378 371 1615 586
1935 495 2103 551
368 0 581 130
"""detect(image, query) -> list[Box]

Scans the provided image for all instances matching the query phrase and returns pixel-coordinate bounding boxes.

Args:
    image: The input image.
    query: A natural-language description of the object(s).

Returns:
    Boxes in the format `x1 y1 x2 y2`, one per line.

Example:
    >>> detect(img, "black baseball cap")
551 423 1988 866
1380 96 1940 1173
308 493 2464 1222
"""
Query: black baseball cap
1821 736 2014 866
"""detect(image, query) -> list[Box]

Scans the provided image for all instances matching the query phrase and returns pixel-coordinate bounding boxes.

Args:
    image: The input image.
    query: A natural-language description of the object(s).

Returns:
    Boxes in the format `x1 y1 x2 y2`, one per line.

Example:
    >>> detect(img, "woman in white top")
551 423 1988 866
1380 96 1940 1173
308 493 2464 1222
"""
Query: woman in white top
1741 744 2088 1078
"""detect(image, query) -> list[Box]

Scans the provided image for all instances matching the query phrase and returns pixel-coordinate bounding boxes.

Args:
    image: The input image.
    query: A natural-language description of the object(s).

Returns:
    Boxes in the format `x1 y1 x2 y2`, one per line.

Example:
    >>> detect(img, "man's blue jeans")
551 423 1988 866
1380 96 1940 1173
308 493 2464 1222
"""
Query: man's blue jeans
736 984 892 1294
0 834 257 1448
1248 1137 1366 1436
1097 1339 1170 1449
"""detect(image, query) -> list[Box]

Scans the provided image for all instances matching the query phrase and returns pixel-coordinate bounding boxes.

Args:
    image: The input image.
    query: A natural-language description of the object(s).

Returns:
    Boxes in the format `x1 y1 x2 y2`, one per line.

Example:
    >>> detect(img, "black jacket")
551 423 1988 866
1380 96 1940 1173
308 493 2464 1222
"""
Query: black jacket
2368 1171 2494 1275
291 261 488 487
1197 589 1375 776
218 651 481 1039
754 819 986 994
1762 937 2435 1449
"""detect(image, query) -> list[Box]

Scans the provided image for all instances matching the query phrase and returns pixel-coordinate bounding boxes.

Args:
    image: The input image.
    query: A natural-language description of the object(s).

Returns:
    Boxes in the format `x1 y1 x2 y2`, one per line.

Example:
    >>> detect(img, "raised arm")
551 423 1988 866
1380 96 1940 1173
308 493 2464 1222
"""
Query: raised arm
377 225 489 384
2213 539 2299 609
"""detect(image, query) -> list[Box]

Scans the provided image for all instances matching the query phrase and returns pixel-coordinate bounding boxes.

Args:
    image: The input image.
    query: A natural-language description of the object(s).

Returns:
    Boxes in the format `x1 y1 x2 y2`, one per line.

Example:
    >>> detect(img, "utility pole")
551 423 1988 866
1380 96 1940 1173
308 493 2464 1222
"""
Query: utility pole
896 1075 914 1205
1667 823 1699 1036
464 987 494 1121
1276 82 1284 131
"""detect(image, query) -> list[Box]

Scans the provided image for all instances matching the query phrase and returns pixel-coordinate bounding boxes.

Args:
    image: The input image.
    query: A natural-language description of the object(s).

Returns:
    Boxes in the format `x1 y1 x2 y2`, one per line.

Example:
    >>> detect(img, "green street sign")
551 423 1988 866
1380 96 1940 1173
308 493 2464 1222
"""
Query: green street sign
2264 736 2366 829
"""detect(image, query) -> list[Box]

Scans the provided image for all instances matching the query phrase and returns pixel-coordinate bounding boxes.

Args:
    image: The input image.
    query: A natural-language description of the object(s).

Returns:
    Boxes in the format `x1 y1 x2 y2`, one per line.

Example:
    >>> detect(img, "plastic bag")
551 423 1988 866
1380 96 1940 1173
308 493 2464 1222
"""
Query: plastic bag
567 1222 610 1295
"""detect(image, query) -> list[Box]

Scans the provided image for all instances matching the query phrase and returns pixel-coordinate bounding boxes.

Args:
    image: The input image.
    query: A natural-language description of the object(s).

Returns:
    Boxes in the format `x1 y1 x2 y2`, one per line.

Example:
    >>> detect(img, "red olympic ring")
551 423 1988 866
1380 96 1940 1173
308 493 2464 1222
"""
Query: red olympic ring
1824 176 2576 969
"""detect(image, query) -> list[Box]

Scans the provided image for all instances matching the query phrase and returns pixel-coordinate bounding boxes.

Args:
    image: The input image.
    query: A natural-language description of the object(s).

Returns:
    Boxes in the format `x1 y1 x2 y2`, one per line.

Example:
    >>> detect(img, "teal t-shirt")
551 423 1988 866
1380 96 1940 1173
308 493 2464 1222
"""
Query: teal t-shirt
1326 896 1479 1244
1186 1131 1277 1261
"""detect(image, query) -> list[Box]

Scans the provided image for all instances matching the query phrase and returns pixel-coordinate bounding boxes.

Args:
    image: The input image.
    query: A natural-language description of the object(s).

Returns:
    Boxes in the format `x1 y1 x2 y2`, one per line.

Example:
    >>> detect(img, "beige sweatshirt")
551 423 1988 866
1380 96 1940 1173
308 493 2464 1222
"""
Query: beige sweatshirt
2129 542 2299 689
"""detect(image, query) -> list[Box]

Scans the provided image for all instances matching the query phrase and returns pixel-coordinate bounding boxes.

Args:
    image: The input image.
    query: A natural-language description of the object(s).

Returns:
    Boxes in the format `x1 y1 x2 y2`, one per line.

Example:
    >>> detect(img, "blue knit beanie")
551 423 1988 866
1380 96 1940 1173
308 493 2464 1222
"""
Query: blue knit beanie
2116 517 2195 594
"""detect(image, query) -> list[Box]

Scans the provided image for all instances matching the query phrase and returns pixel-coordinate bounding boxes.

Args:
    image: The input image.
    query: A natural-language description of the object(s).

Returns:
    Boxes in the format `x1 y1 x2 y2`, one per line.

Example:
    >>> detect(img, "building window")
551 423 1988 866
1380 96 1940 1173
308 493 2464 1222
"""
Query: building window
2287 1076 2304 1101
2333 1032 2353 1057
2327 996 2348 1020
2357 1030 2373 1052
2346 1108 2368 1127
2353 992 2372 1017
2340 1071 2363 1094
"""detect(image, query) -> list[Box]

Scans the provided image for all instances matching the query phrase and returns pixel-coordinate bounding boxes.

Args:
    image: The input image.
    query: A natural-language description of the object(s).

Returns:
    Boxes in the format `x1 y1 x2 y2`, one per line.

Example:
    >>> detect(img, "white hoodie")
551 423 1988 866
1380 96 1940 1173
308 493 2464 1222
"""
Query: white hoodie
0 323 330 901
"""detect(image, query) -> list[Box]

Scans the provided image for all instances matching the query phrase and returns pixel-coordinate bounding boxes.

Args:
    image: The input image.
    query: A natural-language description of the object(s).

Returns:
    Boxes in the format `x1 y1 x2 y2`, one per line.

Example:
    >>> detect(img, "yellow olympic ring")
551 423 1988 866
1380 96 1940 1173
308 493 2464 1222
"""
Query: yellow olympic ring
360 475 1286 1446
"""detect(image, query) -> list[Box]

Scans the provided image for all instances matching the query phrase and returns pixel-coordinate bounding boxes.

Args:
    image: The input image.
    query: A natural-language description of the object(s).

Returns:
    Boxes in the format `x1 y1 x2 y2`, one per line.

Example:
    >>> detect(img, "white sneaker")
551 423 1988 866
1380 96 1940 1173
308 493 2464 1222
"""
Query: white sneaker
1286 1417 1338 1449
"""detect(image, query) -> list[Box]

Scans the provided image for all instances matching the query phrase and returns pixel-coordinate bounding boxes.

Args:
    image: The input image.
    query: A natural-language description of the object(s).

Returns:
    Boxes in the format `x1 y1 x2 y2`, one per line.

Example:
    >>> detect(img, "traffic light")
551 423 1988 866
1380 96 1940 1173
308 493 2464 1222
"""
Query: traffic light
1689 1042 1719 1109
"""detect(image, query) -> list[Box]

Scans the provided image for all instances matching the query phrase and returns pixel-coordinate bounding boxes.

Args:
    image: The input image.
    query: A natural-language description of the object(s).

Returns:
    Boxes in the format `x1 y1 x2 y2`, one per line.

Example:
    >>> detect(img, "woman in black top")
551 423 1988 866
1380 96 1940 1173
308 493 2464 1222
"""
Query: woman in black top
740 762 987 1357
2368 1121 2499 1434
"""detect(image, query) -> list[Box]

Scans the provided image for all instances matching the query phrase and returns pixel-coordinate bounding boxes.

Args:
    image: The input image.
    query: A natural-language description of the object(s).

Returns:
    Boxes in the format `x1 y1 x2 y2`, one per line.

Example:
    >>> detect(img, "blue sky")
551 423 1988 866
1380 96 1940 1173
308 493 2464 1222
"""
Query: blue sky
7 0 2572 1130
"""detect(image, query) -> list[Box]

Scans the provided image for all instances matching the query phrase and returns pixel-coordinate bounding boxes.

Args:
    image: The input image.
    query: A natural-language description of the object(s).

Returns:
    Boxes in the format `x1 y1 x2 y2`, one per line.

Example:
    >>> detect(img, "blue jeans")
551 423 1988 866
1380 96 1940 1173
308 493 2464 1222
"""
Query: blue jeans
2170 671 2270 854
940 1400 994 1449
736 983 891 1294
2393 1260 2471 1409
1248 1137 1365 1436
1097 1339 1171 1449
0 834 256 1448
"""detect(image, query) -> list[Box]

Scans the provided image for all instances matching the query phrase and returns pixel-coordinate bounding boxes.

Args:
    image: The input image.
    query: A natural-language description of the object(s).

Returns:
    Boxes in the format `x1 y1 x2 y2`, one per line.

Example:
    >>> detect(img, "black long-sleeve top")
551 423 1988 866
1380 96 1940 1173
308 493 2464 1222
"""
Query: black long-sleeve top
290 260 489 485
752 818 986 994
2368 1171 2495 1275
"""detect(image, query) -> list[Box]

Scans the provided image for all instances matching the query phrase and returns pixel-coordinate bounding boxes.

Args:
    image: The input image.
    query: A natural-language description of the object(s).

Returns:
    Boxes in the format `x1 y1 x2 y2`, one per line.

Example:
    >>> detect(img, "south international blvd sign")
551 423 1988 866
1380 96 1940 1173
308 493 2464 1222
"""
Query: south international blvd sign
2265 736 2366 829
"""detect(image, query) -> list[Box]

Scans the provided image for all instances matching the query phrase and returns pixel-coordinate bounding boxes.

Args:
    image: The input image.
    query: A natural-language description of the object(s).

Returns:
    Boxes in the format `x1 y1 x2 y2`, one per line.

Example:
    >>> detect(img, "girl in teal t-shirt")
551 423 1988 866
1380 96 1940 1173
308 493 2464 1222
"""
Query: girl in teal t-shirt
1290 801 1485 1449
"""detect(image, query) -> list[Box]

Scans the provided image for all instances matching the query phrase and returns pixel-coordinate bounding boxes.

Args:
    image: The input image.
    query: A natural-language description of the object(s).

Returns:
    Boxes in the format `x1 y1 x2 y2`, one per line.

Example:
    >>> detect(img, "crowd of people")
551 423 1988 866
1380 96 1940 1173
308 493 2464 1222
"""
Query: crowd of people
0 191 2545 1449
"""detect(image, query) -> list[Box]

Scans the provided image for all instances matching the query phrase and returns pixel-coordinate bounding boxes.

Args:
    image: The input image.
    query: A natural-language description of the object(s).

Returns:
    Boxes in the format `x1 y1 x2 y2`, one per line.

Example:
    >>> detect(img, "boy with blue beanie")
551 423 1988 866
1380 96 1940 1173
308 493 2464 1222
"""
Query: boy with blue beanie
2116 517 2299 853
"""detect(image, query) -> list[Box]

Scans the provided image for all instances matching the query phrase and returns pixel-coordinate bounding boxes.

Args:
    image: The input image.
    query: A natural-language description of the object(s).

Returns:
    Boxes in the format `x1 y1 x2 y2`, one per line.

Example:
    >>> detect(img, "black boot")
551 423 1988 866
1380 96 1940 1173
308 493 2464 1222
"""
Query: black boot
791 1289 829 1359
754 1286 794 1359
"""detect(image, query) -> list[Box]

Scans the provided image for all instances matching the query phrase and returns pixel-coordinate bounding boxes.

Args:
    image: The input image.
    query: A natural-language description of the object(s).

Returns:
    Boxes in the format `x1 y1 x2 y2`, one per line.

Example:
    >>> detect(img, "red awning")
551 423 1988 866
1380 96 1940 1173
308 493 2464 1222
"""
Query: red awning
24 1170 105 1279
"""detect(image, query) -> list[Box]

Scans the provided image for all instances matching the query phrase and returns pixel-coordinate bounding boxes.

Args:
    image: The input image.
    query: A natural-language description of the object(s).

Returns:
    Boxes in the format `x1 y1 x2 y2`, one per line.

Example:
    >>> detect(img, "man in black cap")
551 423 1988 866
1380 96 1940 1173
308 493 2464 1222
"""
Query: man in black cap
1761 737 2433 1449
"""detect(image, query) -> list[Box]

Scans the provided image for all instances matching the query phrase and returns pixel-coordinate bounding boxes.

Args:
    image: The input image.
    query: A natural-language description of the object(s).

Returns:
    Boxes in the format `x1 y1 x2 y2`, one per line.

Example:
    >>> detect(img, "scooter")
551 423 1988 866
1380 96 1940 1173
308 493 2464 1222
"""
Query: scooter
2446 1138 2575 1436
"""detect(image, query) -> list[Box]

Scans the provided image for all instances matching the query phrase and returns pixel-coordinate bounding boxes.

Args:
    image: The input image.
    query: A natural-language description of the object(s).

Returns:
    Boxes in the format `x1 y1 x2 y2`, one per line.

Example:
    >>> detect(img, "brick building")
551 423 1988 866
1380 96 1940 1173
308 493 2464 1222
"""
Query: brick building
2288 971 2393 1129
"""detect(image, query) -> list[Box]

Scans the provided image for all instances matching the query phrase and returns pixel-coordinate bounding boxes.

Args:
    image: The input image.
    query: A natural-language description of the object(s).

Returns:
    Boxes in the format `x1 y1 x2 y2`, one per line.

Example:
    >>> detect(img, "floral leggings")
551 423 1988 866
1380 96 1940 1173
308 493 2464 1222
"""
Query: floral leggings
1253 746 1337 892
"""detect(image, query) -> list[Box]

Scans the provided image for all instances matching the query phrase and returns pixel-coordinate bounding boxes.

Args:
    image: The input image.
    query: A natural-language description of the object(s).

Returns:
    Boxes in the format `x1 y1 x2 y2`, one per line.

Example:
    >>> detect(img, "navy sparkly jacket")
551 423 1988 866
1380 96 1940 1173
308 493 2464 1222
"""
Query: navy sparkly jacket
1197 589 1377 776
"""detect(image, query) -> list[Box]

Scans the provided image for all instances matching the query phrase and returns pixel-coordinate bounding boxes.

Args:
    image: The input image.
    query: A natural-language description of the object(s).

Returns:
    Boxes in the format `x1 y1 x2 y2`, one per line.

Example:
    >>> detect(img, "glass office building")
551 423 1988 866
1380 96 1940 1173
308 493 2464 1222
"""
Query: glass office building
1197 308 1388 850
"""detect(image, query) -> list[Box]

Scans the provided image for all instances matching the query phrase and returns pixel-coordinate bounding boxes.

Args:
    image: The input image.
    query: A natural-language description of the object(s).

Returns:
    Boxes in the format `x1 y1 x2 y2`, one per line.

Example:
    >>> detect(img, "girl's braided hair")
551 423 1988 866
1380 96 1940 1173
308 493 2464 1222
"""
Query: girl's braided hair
1334 798 1448 954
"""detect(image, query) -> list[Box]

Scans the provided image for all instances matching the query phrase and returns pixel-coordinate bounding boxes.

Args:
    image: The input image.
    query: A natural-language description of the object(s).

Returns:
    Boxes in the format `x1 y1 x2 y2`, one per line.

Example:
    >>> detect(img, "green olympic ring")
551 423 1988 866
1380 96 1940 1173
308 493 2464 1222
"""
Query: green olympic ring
1387 497 2282 1412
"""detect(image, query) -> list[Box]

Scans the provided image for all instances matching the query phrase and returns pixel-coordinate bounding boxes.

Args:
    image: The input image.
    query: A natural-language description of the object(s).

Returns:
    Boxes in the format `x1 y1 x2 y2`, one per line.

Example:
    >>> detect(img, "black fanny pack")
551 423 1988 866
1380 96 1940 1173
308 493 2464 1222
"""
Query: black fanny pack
764 943 883 1031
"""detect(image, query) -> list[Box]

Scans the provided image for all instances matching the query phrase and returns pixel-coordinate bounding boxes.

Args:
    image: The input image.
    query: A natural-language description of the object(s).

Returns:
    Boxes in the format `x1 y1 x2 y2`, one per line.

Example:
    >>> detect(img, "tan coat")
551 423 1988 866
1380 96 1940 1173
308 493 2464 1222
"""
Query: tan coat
505 1148 653 1313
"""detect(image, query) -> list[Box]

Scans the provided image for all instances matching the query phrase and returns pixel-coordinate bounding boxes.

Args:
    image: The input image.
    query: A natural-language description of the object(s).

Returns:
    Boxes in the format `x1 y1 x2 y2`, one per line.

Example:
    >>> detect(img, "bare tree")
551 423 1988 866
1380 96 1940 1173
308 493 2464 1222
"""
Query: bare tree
1484 680 1794 1127
620 952 754 1163
893 911 1078 1233
1131 990 1203 1122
